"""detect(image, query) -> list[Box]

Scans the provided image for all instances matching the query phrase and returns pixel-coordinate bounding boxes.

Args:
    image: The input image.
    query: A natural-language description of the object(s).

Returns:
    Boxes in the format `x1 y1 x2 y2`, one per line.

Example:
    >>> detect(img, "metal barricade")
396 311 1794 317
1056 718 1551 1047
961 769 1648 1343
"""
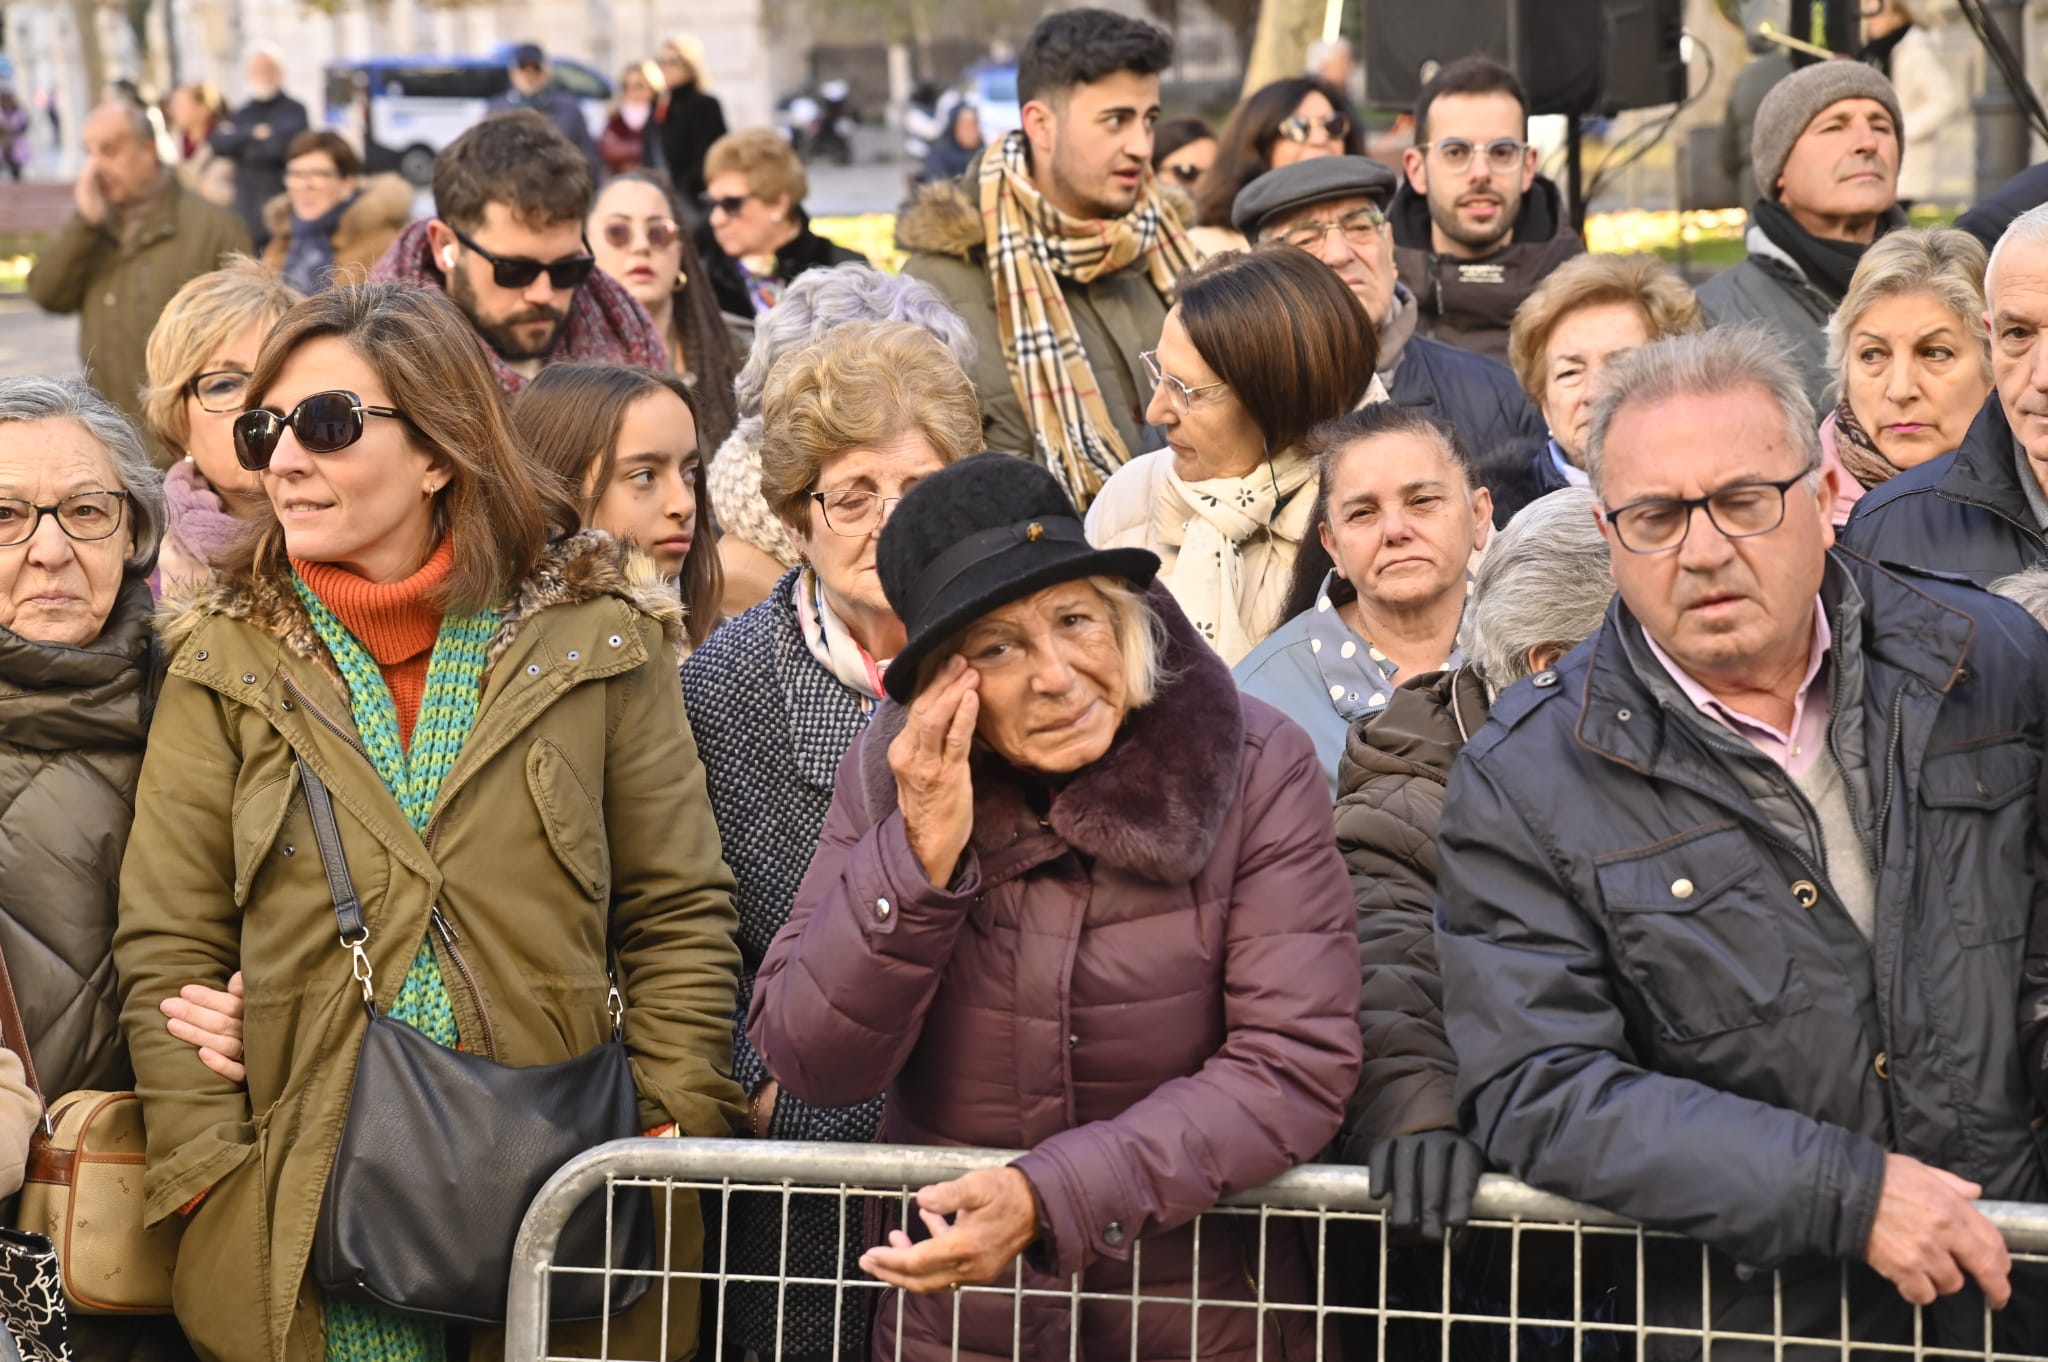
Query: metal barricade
505 1138 2048 1362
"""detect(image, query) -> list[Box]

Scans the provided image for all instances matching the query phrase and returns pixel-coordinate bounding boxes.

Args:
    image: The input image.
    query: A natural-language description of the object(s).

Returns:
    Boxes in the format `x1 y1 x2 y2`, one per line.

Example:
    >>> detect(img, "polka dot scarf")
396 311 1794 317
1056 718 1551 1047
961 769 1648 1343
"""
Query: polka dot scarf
1307 570 1465 719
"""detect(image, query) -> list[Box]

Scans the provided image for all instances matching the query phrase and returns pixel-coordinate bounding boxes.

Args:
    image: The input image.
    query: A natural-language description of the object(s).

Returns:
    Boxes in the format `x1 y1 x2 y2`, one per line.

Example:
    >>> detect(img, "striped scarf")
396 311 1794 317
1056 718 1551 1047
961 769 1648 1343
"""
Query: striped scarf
295 577 499 1362
980 129 1200 506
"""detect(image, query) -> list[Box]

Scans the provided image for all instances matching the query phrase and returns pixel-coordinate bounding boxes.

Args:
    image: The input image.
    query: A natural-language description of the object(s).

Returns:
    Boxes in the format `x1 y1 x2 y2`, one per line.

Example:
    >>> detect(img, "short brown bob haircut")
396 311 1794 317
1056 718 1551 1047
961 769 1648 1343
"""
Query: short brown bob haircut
1176 248 1379 455
285 129 362 179
1508 252 1702 410
229 283 577 611
433 108 594 233
704 129 807 211
759 320 984 537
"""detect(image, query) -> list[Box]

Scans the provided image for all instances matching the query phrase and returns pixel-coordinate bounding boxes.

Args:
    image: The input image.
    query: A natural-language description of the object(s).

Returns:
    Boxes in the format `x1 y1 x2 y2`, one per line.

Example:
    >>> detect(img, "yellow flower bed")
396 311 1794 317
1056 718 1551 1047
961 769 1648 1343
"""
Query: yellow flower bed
0 255 32 292
1584 208 1749 255
811 214 906 273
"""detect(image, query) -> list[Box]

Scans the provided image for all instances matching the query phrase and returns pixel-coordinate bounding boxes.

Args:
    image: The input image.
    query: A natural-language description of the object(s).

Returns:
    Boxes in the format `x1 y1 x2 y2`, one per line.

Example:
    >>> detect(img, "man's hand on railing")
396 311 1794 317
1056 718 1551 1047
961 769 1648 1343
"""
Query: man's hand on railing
1366 1130 1484 1242
858 1165 1039 1293
1865 1153 2011 1308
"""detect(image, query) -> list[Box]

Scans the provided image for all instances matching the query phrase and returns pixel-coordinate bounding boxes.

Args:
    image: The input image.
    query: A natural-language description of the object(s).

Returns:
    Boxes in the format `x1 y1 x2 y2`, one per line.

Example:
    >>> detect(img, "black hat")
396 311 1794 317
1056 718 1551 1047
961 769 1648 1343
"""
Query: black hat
1231 155 1400 237
878 455 1160 703
510 43 546 69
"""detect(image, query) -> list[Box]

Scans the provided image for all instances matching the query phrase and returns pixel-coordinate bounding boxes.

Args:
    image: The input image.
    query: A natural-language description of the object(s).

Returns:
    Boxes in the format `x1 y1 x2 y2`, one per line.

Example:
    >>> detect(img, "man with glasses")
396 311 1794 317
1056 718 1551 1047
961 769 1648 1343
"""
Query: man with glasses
1436 326 2048 1356
1389 56 1583 363
371 109 663 390
1234 156 1548 526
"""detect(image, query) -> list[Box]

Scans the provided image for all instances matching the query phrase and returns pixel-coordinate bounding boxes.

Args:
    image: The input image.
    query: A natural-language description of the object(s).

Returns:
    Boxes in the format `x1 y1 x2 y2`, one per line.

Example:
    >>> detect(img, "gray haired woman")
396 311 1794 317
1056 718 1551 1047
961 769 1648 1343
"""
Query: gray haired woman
707 263 976 614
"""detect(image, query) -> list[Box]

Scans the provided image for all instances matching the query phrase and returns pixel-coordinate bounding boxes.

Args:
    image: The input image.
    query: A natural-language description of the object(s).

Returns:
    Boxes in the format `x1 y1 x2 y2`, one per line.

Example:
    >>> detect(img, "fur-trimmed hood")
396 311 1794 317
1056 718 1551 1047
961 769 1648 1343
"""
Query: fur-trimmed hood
853 584 1242 883
156 530 684 677
895 152 1198 262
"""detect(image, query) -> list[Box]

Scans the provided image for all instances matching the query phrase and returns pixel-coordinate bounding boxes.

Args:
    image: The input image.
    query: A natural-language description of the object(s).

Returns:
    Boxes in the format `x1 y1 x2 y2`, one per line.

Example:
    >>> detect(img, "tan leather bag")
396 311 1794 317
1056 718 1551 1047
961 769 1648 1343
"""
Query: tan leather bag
0 960 179 1315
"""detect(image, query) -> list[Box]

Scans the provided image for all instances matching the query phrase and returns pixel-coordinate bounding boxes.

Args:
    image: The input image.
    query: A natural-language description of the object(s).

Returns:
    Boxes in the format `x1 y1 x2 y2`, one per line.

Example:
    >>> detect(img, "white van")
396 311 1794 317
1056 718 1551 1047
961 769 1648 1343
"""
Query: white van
327 51 610 185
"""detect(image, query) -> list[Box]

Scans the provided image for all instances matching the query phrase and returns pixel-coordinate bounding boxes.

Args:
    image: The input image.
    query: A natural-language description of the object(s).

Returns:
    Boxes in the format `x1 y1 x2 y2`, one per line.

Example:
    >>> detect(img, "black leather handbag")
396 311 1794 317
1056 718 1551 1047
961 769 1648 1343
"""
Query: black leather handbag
296 760 653 1324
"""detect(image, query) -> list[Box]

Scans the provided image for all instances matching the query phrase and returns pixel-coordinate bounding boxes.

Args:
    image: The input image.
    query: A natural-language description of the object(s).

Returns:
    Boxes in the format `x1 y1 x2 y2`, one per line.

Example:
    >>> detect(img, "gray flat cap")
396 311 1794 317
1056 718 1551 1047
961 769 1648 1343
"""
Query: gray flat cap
1232 156 1399 237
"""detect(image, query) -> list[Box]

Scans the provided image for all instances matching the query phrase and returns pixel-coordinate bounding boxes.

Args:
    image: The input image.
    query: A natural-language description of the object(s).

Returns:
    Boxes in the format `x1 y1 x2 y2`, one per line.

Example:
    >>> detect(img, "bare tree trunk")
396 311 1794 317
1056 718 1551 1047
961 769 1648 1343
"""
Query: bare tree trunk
1240 0 1322 98
70 0 108 106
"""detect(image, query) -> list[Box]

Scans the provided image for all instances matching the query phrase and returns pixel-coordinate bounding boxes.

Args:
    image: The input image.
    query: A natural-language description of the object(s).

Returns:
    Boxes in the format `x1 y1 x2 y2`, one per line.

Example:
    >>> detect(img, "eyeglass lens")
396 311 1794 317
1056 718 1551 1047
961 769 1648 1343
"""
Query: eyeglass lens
707 195 749 218
191 370 250 412
233 392 366 471
0 493 127 547
602 219 679 251
816 490 901 537
1611 484 1791 553
1435 138 1527 171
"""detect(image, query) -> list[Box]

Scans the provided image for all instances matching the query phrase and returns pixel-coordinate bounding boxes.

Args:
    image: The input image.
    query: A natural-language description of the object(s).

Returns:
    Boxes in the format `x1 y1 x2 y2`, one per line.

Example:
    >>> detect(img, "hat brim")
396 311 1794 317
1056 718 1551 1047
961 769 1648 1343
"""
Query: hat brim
882 542 1161 704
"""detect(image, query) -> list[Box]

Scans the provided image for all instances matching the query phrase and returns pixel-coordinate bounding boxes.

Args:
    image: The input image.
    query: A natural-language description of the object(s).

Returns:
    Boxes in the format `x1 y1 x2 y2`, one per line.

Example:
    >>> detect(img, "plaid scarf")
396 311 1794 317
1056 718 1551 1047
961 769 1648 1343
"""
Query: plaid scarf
1831 397 1908 490
980 130 1200 504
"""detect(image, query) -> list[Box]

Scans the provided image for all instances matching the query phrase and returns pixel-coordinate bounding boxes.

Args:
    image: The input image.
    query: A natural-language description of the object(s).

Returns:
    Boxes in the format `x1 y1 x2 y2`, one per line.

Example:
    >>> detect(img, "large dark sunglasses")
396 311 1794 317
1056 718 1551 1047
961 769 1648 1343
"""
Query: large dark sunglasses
449 226 597 291
1163 162 1205 186
1278 113 1349 144
233 390 405 472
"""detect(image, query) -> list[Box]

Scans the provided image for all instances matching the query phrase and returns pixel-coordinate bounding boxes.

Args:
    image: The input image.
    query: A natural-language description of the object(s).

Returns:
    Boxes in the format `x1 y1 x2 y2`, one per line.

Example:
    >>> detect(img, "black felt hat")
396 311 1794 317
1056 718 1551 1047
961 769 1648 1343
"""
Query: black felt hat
877 455 1160 703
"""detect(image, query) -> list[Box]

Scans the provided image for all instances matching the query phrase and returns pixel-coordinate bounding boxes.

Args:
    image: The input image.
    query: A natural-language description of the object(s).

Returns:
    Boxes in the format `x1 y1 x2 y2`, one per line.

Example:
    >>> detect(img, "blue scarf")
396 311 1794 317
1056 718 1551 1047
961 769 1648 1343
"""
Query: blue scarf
282 192 354 294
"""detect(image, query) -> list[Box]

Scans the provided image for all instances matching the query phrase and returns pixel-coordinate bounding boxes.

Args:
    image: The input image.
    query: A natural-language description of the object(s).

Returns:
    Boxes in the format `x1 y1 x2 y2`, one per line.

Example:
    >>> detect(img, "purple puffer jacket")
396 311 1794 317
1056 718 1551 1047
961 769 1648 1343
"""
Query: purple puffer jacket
749 590 1363 1362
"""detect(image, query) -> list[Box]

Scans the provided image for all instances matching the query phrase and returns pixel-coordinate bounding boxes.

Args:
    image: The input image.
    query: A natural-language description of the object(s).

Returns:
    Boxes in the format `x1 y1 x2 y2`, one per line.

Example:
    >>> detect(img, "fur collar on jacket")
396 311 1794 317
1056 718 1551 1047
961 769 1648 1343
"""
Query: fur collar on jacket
855 584 1243 883
261 173 413 255
894 156 1197 261
156 531 684 678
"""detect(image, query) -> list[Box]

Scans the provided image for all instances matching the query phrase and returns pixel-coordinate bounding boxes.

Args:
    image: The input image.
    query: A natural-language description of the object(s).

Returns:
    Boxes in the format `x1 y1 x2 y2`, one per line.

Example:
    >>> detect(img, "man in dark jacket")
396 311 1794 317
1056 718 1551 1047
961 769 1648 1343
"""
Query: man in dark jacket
209 48 307 253
1843 206 2048 584
1438 325 2048 1356
1391 57 1585 364
1235 155 1550 526
1697 61 1907 408
487 44 600 178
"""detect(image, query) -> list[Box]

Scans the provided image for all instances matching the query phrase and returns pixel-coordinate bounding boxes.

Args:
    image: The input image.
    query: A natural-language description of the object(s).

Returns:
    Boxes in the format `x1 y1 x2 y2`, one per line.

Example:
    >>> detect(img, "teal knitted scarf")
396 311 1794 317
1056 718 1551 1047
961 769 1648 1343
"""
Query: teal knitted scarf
295 576 500 1362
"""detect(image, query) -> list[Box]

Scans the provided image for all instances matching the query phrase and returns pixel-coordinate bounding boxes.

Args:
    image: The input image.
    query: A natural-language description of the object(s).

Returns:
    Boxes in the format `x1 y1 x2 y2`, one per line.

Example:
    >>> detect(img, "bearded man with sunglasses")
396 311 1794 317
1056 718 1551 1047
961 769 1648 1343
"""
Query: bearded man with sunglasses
371 109 664 389
1390 57 1583 363
1435 325 2048 1357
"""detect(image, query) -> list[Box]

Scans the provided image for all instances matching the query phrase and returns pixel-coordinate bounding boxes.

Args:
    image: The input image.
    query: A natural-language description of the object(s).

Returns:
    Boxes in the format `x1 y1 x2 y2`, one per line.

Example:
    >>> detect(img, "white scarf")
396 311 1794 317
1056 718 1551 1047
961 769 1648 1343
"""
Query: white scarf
792 567 886 711
1156 445 1319 664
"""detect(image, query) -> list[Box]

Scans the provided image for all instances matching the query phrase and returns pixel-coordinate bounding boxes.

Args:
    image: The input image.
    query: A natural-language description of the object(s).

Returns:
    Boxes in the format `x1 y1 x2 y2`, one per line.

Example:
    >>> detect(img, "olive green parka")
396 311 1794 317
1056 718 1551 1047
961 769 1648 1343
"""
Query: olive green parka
115 532 745 1362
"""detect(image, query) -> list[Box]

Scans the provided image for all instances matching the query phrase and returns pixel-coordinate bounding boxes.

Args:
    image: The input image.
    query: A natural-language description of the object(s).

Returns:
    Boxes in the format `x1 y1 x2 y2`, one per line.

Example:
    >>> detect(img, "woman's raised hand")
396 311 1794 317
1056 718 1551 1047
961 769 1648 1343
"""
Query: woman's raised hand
888 655 979 886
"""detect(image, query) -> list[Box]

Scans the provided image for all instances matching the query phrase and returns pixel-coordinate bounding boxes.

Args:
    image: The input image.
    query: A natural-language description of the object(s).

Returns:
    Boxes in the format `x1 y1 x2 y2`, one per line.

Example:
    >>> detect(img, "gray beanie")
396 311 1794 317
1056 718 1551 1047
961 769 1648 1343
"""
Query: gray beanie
1750 62 1904 202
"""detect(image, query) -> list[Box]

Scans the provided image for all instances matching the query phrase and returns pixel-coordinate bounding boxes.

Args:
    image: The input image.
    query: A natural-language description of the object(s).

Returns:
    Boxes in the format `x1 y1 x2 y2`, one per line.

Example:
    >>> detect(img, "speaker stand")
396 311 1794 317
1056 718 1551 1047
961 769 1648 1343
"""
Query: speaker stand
1565 114 1586 238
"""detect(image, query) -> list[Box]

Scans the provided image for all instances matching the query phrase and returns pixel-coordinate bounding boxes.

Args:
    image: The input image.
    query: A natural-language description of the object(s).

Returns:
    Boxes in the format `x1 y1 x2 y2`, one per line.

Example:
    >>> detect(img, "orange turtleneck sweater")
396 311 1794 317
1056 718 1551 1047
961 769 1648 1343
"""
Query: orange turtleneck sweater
292 540 454 749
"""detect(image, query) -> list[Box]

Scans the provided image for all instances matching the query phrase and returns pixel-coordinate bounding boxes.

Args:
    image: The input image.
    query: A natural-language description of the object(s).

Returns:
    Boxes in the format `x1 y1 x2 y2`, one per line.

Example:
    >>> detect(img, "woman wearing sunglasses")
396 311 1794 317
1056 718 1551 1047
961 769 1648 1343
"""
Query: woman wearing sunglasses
117 283 746 1362
1151 117 1218 195
1086 249 1380 665
141 257 301 596
1190 75 1364 257
589 170 742 453
696 128 864 326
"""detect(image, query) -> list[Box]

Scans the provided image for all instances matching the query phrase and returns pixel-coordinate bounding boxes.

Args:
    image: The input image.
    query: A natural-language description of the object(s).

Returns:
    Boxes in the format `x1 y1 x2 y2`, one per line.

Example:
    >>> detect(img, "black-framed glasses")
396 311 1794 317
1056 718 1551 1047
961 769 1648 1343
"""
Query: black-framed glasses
1275 205 1387 252
601 217 680 251
1427 137 1529 172
187 369 251 413
1140 350 1230 414
1279 112 1349 144
0 491 129 548
809 488 906 537
448 226 597 291
233 390 405 472
705 194 752 219
1602 471 1815 555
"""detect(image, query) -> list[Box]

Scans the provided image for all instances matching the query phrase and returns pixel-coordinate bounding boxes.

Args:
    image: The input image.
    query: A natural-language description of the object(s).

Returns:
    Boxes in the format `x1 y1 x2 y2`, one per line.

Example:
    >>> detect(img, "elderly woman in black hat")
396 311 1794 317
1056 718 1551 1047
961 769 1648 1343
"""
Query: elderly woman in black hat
748 454 1362 1362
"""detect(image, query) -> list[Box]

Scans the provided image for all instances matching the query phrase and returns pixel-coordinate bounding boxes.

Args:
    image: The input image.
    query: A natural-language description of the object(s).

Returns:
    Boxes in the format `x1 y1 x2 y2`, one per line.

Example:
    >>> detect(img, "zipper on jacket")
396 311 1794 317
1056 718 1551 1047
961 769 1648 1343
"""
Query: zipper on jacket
430 906 498 1061
282 672 375 769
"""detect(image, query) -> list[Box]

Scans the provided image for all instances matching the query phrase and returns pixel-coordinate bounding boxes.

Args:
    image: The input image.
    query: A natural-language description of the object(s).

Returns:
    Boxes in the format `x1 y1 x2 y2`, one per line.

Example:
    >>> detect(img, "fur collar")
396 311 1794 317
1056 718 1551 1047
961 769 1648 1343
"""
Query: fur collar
894 160 1197 261
856 585 1243 883
156 531 685 676
262 173 413 246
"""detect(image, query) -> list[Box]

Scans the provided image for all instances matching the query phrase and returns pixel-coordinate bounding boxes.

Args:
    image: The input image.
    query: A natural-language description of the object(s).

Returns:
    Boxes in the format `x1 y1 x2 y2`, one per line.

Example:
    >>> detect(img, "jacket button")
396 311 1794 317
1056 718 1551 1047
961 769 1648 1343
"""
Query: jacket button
566 650 580 661
526 663 541 676
875 898 891 920
282 844 296 858
193 650 208 661
242 673 257 684
608 634 624 647
280 698 293 711
1531 671 1558 688
1616 708 1632 721
1791 880 1819 910
1068 1033 1078 1049
1874 1051 1889 1080
1975 780 1990 798
1670 878 1694 900
1103 1222 1124 1246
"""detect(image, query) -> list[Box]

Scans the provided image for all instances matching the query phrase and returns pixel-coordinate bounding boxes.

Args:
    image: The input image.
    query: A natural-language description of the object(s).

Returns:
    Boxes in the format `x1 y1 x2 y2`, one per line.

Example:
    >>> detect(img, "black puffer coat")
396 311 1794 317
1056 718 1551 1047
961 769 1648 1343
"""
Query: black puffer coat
0 576 155 1099
1390 176 1585 363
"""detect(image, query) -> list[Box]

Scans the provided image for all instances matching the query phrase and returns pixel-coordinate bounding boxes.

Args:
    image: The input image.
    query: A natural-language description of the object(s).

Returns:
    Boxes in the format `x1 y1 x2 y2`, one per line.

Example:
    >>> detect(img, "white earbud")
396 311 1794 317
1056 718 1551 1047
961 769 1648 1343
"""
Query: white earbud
441 246 458 269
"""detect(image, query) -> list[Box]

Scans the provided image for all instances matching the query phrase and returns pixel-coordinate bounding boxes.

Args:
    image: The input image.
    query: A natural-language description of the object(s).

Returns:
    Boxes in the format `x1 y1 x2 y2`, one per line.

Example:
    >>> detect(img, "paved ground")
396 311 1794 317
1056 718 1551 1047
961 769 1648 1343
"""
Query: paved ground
0 298 81 382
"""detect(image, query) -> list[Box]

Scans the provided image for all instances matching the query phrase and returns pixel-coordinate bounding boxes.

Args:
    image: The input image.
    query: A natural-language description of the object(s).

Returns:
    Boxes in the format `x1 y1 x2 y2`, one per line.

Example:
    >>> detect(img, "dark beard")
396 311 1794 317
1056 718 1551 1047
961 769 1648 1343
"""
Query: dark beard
447 264 568 362
1432 188 1520 254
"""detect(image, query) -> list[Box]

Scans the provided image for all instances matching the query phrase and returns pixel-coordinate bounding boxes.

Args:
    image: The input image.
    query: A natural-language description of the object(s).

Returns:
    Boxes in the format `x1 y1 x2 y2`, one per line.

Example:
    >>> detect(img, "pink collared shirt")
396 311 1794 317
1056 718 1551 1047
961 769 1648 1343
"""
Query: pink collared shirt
1642 598 1832 778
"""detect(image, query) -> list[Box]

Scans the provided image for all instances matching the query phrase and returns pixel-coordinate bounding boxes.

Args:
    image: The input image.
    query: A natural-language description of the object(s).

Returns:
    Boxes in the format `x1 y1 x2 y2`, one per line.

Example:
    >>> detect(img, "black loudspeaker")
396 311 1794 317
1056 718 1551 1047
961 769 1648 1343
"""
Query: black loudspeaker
1364 0 1688 117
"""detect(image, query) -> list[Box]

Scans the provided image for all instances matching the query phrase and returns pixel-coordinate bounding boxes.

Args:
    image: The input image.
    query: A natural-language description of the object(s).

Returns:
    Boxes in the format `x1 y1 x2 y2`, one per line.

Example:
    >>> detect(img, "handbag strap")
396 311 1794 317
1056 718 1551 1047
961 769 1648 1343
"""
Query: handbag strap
295 759 377 1014
0 940 45 1119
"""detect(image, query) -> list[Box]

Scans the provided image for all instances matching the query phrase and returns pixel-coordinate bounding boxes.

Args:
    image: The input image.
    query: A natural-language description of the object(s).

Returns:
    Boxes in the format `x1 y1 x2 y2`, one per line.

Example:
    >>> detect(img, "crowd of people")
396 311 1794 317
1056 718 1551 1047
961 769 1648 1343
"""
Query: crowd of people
9 7 2048 1362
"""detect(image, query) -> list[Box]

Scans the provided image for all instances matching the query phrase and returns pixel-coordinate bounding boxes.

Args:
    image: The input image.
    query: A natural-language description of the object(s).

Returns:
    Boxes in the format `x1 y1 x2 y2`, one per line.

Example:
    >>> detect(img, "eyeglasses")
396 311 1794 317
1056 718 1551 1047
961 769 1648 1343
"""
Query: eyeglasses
1279 113 1349 145
188 369 251 413
0 491 130 548
705 194 751 219
1163 162 1206 186
448 226 597 291
809 488 906 537
1274 205 1387 252
1602 472 1814 555
601 217 680 251
1141 350 1231 414
232 390 405 472
1426 137 1530 173
283 167 340 185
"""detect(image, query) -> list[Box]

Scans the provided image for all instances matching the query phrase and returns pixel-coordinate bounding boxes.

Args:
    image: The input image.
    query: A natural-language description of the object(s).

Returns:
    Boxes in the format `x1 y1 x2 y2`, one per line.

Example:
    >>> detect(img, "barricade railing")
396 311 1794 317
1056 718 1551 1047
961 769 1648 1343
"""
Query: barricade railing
505 1137 2048 1362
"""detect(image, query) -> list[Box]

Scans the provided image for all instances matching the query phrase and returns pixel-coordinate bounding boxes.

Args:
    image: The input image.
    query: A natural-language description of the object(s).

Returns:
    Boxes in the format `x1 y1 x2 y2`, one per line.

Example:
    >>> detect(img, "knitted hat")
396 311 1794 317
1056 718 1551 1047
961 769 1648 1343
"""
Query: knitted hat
1750 62 1903 203
877 455 1160 703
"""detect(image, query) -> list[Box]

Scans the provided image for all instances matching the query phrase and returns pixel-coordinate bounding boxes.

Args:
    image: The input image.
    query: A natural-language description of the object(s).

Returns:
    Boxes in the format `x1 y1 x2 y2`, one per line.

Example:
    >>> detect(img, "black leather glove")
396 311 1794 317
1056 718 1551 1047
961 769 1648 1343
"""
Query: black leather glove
1367 1130 1484 1242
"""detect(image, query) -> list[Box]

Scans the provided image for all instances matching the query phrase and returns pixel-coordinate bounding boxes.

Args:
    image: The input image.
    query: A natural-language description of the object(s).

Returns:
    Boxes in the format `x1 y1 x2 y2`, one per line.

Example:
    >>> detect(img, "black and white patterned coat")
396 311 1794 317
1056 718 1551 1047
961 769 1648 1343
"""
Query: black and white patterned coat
680 571 884 1359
